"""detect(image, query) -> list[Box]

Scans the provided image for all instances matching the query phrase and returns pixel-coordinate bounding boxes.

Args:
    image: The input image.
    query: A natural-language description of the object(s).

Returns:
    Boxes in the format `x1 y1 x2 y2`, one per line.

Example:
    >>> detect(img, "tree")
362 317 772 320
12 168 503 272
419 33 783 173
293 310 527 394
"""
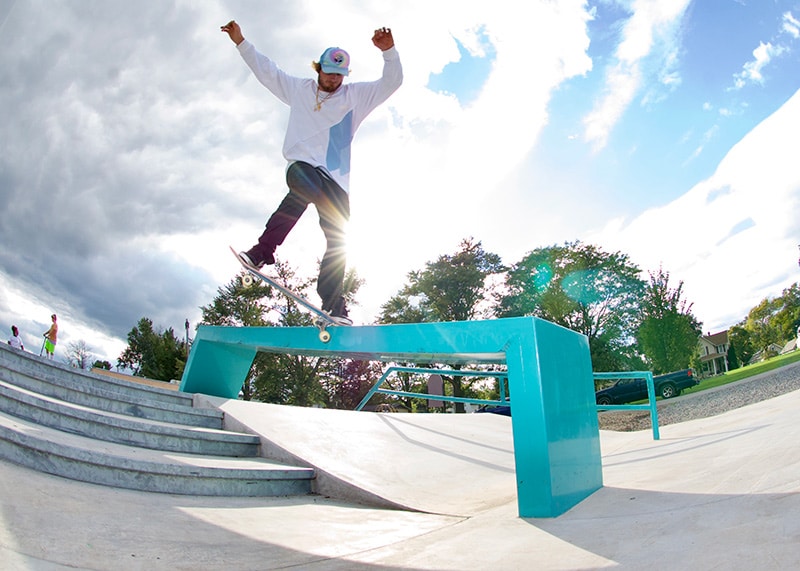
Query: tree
92 360 112 370
636 267 702 374
200 270 274 328
726 342 741 370
66 340 93 370
771 282 800 341
728 324 755 367
379 237 504 324
323 359 383 410
117 318 188 381
499 241 645 371
199 271 275 399
378 238 505 411
744 297 782 357
199 261 365 405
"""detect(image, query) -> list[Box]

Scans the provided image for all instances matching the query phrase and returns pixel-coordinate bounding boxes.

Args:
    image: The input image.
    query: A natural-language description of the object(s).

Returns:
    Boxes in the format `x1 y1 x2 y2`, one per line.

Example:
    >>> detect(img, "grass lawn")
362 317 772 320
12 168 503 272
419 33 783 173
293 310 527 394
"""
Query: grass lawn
681 349 800 396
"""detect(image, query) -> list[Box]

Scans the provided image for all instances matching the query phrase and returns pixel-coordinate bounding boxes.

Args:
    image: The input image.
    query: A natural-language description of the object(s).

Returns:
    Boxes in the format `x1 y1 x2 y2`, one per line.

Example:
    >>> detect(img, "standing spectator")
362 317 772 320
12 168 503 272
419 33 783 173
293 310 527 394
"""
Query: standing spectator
7 325 24 351
43 314 58 359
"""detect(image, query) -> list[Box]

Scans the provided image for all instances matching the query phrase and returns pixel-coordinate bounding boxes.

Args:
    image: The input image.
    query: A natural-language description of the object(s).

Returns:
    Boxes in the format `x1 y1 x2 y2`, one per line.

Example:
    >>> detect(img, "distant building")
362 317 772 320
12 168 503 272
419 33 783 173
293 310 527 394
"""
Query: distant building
748 343 787 364
780 338 797 355
698 330 729 376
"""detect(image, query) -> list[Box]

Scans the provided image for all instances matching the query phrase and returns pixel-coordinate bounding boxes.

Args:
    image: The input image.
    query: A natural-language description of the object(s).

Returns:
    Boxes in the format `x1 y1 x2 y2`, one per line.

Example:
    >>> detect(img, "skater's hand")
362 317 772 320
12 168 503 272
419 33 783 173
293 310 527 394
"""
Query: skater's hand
372 27 394 51
221 20 245 45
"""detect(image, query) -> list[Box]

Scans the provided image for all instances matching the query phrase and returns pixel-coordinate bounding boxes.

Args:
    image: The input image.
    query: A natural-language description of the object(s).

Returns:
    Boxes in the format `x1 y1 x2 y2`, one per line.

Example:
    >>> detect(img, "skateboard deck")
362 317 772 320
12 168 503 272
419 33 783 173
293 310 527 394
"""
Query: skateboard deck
230 246 346 342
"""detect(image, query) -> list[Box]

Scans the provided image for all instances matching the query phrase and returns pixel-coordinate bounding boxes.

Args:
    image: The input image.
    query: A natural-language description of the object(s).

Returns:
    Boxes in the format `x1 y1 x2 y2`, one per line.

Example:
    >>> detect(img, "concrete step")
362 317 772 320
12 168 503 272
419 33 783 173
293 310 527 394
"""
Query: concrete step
0 344 189 407
0 366 223 429
0 410 314 497
0 379 260 457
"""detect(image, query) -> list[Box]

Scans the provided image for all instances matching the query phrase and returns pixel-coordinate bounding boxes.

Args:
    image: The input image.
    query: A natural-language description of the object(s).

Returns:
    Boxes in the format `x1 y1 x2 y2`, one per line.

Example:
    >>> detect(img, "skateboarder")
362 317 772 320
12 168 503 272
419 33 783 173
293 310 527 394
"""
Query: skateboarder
220 20 402 324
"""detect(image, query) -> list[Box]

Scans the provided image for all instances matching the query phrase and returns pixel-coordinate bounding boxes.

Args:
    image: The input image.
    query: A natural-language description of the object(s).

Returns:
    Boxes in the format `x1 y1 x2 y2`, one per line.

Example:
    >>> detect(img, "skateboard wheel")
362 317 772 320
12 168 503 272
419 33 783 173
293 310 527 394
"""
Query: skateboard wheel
242 274 254 287
319 330 331 343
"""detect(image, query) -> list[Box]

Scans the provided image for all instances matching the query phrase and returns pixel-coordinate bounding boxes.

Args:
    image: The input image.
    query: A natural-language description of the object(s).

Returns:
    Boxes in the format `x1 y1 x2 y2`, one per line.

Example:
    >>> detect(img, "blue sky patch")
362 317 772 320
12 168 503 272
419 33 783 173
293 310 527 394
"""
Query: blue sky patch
427 28 496 106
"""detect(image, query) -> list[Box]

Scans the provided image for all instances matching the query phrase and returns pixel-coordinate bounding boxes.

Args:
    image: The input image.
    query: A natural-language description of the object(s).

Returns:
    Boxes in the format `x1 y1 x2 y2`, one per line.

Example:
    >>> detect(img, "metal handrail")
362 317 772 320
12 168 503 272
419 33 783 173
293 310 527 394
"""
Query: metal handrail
356 366 660 440
354 366 508 411
593 371 660 440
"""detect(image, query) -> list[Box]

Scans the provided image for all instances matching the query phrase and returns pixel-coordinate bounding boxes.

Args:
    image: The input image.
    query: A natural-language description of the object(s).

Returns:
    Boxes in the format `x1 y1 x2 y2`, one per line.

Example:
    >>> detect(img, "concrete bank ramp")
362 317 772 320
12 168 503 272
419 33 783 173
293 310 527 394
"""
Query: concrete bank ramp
197 395 518 517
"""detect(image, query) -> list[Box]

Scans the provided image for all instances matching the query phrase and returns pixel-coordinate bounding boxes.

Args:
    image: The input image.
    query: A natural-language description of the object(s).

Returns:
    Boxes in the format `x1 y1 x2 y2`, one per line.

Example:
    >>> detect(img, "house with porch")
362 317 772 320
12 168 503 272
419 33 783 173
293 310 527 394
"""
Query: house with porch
698 330 729 376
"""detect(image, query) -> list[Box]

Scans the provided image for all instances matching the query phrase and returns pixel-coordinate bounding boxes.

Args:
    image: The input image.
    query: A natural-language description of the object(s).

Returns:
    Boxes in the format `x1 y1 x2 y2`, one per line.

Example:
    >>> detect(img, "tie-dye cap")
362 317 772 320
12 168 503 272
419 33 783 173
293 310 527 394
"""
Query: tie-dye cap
319 47 350 75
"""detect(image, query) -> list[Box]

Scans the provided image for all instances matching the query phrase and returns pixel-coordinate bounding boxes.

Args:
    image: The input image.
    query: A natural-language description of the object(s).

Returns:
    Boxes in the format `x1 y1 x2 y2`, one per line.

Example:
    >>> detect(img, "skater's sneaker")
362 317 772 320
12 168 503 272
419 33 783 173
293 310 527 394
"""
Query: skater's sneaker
237 251 261 269
330 314 353 326
237 248 275 270
237 252 264 270
326 297 353 326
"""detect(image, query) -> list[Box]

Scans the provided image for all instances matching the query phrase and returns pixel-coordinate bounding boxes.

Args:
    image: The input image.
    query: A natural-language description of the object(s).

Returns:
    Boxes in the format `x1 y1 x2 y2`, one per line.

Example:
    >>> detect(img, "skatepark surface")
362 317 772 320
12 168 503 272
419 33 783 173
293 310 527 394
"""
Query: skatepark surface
2 387 799 570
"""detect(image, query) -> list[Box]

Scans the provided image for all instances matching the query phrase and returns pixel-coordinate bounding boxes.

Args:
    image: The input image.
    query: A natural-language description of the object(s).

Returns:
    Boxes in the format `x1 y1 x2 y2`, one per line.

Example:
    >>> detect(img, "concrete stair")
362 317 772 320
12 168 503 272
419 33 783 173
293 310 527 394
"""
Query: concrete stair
0 343 314 497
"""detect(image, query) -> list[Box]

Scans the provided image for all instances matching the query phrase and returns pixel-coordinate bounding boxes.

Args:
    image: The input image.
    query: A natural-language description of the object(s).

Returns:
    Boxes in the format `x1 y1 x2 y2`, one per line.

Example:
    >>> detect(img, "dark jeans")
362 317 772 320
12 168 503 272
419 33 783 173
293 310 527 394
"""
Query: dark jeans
253 161 350 313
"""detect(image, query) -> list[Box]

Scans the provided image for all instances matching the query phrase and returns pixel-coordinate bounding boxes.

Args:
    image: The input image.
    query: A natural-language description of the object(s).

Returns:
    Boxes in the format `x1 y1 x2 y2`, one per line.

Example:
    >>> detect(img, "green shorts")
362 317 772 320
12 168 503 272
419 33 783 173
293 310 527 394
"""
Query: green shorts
44 339 56 353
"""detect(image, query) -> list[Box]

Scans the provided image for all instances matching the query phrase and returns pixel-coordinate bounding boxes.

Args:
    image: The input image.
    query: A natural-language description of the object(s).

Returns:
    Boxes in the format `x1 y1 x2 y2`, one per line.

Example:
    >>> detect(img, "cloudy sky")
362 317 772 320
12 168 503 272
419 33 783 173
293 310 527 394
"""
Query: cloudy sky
1 0 799 364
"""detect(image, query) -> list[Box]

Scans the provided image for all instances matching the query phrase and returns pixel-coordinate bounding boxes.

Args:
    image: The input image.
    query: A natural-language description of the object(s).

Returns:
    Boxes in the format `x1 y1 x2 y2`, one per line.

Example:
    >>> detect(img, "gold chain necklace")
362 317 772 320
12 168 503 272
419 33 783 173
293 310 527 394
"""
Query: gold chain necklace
314 85 335 111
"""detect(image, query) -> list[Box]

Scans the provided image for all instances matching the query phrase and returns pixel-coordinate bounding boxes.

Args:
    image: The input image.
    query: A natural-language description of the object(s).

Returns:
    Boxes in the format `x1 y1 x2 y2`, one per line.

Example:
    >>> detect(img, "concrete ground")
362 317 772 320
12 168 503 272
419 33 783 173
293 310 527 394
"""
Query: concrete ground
1 388 799 570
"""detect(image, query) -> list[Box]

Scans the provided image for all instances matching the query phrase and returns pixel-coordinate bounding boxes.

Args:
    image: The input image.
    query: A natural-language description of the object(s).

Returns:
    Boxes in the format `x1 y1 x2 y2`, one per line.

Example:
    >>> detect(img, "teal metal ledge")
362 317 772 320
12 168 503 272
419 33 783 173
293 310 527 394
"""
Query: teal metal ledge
180 317 602 518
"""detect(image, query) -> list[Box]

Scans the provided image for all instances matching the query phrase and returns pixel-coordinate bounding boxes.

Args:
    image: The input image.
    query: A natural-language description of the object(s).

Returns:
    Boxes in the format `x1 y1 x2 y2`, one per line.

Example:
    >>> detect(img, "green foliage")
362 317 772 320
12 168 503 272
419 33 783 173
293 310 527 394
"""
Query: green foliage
698 349 800 389
379 237 504 323
198 261 367 406
323 360 383 410
200 262 320 401
499 241 645 371
377 238 504 411
771 282 800 341
726 342 740 370
251 352 329 406
636 267 702 374
729 282 800 365
728 324 754 367
200 270 274 328
117 318 187 381
744 297 783 355
165 232 797 411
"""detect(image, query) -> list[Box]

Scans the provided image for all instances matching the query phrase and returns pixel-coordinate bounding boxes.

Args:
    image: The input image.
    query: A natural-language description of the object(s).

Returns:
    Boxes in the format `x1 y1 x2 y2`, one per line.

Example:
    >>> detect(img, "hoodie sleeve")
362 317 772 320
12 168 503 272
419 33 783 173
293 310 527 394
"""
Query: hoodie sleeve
236 40 300 105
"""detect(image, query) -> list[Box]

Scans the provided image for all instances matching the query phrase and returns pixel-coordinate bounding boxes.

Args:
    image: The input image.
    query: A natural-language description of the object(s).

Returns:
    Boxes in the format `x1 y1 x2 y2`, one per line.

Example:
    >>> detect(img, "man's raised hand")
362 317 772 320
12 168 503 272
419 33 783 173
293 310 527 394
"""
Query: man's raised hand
221 20 244 45
372 27 394 51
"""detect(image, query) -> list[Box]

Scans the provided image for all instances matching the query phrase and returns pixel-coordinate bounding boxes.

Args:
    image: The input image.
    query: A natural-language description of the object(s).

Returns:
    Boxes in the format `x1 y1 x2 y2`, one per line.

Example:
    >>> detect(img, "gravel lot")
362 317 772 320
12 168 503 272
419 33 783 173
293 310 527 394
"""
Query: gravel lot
597 359 800 432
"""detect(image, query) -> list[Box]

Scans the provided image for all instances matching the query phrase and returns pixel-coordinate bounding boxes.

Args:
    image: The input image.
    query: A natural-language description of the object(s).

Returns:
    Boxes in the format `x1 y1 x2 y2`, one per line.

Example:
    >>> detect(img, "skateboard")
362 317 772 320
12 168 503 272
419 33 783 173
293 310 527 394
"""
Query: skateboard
230 246 346 342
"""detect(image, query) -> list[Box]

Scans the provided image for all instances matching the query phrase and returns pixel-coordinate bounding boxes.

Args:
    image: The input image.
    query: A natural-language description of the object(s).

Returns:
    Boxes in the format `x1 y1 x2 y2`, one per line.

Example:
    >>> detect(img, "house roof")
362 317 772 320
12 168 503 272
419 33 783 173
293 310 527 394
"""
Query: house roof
701 330 729 345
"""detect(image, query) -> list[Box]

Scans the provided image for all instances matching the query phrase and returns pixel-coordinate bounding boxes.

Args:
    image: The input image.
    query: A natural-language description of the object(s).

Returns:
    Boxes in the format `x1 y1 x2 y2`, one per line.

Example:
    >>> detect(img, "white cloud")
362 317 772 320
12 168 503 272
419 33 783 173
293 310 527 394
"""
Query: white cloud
782 11 800 39
582 0 692 150
588 88 800 332
733 41 786 89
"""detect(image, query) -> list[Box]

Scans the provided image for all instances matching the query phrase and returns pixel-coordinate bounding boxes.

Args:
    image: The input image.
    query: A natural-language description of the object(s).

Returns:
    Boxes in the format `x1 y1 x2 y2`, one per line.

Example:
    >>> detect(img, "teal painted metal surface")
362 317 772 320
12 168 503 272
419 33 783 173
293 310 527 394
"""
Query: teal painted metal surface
180 317 602 517
180 338 257 399
594 371 661 440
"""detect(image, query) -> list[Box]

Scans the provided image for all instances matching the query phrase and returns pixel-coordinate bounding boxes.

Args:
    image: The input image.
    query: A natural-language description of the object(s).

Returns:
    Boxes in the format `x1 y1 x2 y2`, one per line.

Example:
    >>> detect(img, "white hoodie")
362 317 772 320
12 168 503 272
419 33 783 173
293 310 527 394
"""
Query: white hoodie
237 40 403 192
